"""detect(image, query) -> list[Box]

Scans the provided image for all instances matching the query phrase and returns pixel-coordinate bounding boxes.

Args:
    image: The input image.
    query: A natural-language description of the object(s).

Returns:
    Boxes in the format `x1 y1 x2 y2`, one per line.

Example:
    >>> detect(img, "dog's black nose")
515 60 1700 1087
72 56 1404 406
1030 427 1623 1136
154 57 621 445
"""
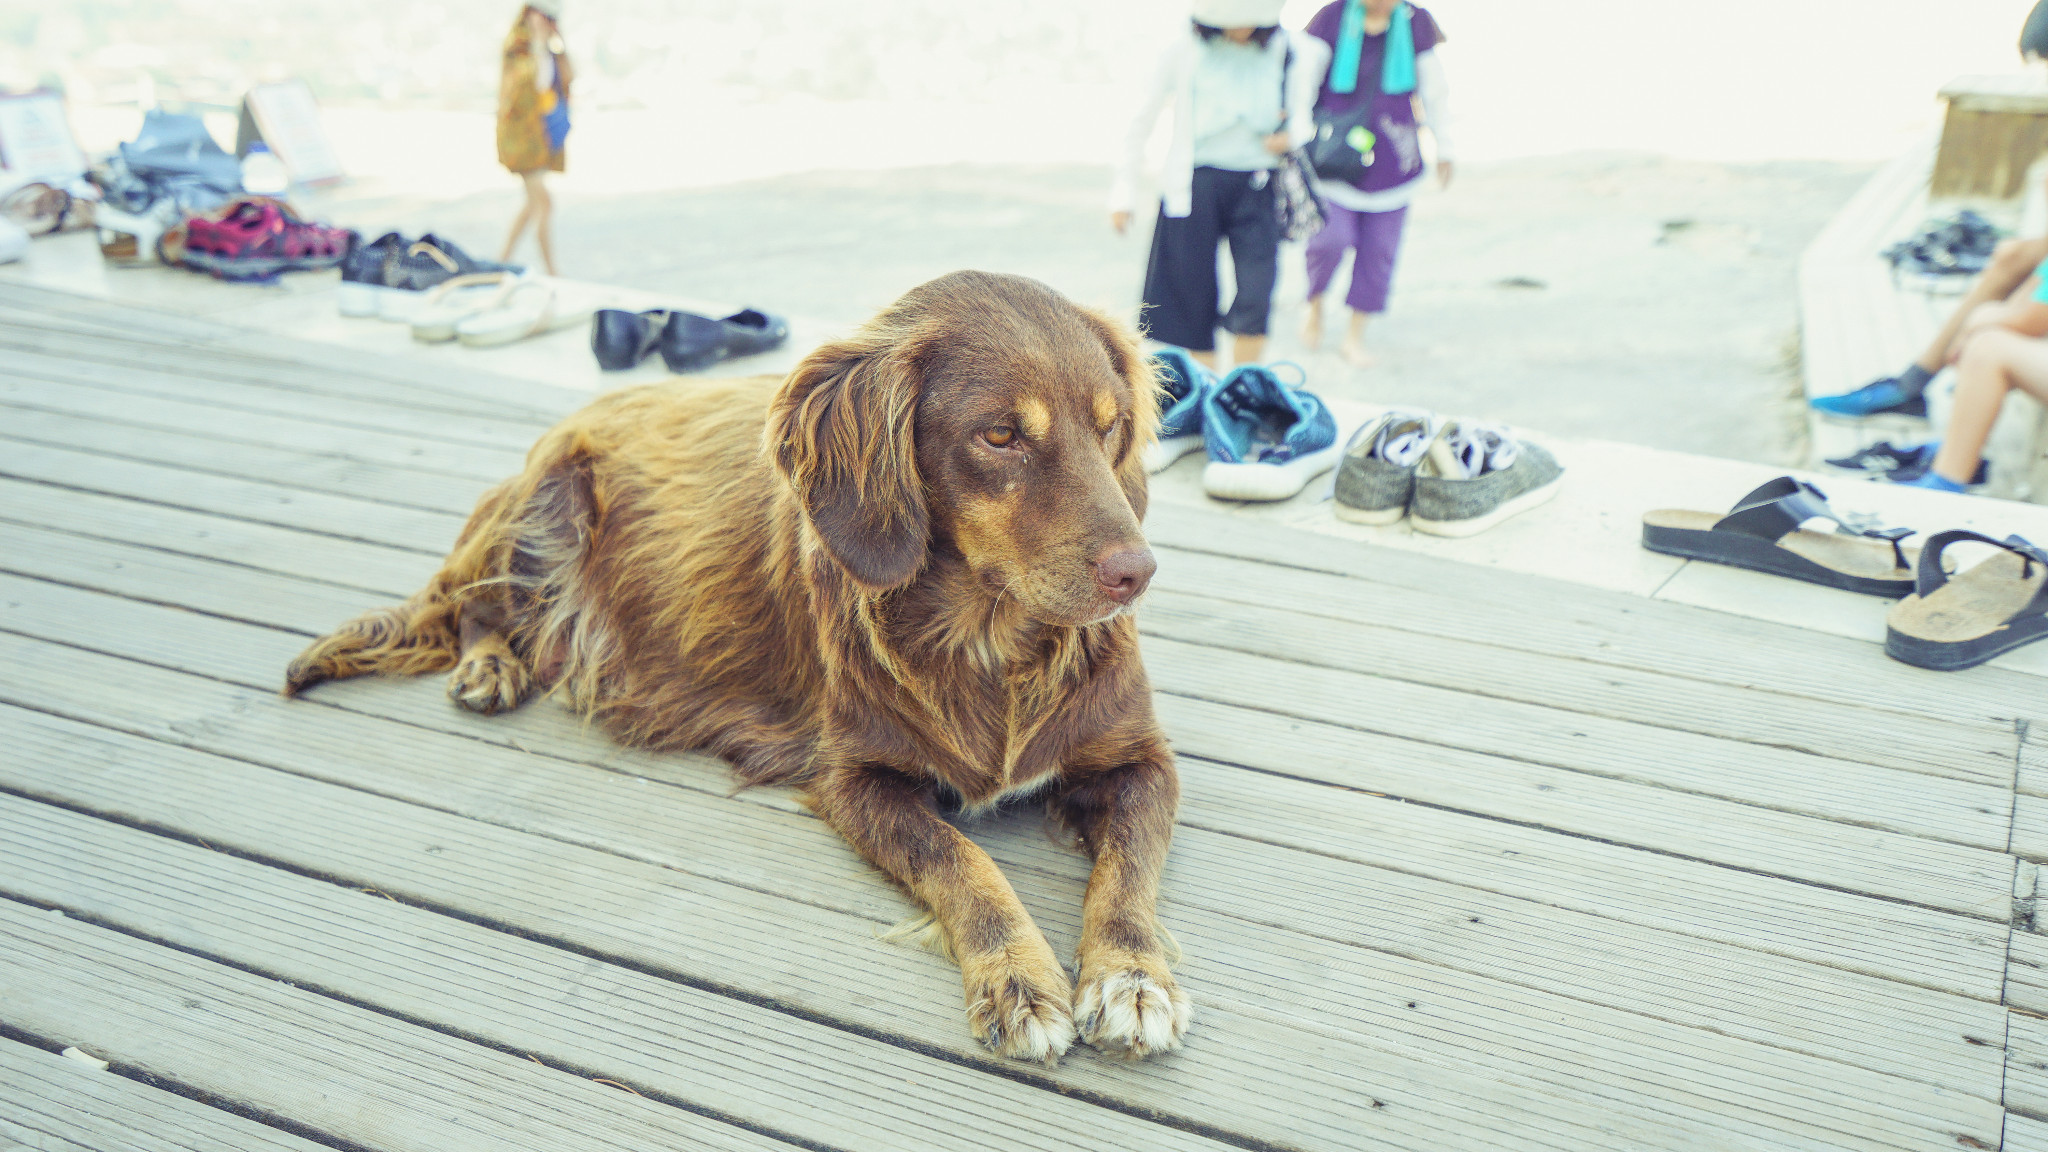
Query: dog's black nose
1095 547 1157 604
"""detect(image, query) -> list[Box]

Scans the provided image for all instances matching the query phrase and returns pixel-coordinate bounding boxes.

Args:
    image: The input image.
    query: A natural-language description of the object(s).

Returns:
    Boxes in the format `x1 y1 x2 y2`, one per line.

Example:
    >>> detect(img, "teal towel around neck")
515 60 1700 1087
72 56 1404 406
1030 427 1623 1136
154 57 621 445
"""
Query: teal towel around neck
1329 1 1416 96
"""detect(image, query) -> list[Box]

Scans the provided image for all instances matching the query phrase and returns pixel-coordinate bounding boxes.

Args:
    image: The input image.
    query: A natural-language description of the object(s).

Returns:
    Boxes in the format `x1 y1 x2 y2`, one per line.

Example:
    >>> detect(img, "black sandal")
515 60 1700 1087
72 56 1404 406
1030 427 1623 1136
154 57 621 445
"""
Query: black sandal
1886 530 2048 670
1641 476 1917 596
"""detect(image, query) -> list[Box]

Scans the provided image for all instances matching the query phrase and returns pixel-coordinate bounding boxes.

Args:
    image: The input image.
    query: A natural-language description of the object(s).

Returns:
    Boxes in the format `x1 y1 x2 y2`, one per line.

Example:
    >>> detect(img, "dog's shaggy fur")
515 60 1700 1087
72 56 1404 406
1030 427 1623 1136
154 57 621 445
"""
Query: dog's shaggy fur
284 271 1189 1062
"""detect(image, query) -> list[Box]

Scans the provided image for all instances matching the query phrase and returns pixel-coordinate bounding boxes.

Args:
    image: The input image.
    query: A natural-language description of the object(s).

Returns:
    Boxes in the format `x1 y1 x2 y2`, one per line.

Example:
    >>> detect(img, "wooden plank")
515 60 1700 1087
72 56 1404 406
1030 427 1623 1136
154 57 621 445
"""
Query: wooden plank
0 521 386 635
0 408 495 515
0 1037 332 1152
2011 1113 2048 1152
1144 634 2015 917
0 705 2004 1151
0 477 438 595
0 565 2007 1099
2012 1013 2048 1121
0 342 553 449
2007 931 2048 1015
2017 795 2048 864
0 318 570 426
0 797 1237 1152
0 902 794 1152
1141 584 2012 803
0 381 523 481
0 437 469 553
0 281 248 342
0 609 2007 994
1141 505 2046 731
0 281 587 418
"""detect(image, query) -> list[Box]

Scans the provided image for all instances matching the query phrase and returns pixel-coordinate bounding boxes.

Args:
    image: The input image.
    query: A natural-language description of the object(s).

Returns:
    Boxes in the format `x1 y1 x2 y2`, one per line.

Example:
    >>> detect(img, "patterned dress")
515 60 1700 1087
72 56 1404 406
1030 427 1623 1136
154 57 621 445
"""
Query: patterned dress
496 17 566 174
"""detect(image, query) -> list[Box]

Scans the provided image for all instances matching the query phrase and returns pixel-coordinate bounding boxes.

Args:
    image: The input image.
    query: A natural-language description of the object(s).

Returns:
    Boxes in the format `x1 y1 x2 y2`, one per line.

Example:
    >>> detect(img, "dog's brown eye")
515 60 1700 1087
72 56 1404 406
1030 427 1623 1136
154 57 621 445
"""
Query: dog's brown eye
983 426 1017 448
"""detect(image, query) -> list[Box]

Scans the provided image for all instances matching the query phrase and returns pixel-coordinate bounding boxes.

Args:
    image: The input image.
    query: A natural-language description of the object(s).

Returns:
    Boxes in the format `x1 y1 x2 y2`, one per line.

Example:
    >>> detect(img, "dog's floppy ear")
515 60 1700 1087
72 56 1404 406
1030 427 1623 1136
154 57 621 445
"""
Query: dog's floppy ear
1075 304 1158 522
769 339 930 592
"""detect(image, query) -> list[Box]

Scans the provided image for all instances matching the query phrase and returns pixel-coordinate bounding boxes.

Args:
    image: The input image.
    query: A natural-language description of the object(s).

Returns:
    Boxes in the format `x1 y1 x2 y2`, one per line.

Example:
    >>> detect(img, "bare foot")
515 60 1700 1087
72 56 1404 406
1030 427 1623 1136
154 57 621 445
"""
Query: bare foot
1340 336 1375 368
1301 309 1324 351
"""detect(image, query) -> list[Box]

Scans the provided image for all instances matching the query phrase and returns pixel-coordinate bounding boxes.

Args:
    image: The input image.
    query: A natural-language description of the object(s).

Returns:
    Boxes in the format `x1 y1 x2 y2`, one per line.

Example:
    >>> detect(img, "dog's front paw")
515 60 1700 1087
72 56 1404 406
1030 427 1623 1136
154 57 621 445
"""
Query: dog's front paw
1075 960 1190 1060
446 643 534 715
961 948 1075 1065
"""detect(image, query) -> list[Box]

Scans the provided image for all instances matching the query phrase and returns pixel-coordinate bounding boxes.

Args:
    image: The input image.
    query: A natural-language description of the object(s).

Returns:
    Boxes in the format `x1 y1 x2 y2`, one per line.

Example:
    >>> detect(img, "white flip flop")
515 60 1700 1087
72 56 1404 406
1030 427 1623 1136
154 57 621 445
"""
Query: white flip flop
454 279 589 348
409 273 520 343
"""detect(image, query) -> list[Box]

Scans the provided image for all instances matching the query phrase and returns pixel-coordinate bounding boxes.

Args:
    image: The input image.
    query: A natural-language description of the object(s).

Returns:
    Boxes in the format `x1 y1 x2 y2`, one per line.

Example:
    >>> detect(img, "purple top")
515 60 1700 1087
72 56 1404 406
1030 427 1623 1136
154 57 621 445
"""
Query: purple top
1305 2 1444 191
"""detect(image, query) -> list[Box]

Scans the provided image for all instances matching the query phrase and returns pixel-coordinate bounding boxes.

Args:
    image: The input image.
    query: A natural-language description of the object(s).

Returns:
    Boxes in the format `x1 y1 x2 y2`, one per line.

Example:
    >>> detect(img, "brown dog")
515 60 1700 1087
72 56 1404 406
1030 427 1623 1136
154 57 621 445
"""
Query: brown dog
284 271 1189 1063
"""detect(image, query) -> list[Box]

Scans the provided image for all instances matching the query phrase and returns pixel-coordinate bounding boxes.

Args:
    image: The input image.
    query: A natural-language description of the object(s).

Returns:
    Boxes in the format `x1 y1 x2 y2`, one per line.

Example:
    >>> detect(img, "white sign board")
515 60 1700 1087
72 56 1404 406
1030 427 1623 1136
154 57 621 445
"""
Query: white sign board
0 91 86 184
244 79 345 185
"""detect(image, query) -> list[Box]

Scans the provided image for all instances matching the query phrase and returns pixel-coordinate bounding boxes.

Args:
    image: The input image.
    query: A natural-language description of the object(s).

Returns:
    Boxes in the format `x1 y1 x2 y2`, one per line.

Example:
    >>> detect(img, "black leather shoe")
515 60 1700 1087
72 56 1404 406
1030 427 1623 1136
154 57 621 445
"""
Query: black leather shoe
591 308 668 371
658 308 791 372
718 308 789 358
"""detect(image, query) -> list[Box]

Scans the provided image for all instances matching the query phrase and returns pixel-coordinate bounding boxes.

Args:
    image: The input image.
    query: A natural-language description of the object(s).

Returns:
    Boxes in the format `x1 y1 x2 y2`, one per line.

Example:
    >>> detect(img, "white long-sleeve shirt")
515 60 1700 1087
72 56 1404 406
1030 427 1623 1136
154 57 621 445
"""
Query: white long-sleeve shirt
1313 47 1451 213
1110 28 1331 219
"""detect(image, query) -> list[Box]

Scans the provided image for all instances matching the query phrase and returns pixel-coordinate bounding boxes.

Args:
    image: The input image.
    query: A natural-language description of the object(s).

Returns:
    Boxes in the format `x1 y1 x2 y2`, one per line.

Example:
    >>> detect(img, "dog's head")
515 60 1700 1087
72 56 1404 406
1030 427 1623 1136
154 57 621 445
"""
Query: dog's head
769 271 1159 627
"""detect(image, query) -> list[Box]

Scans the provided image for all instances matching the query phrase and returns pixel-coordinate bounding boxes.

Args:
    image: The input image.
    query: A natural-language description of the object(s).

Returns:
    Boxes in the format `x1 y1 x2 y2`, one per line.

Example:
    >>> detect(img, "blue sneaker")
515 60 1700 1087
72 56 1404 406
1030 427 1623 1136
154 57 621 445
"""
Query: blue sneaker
1893 470 1967 493
1199 362 1342 501
1809 377 1929 419
1144 347 1216 472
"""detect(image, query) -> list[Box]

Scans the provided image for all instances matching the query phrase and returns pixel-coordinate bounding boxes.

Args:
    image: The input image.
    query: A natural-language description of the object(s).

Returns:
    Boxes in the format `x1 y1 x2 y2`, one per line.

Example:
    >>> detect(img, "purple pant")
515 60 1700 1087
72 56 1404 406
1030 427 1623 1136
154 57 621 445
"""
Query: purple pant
1305 201 1408 314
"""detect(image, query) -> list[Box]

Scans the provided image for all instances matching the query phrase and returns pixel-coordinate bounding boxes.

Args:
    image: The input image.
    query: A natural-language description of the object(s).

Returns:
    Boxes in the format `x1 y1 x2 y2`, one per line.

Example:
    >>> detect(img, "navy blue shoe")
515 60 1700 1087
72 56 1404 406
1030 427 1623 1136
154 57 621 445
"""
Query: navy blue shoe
1825 440 1936 475
1199 362 1341 501
1809 378 1929 419
1144 347 1216 472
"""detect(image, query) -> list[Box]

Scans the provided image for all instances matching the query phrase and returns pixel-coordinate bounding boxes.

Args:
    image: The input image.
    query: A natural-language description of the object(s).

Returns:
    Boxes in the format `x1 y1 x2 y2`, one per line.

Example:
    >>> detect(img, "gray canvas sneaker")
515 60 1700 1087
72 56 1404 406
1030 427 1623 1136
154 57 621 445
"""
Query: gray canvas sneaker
1333 409 1443 524
1409 421 1565 537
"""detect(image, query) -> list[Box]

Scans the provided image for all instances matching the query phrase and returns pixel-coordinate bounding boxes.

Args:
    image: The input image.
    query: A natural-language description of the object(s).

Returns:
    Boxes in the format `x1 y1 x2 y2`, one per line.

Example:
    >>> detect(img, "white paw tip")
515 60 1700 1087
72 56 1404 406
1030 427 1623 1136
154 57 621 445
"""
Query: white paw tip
1077 970 1190 1059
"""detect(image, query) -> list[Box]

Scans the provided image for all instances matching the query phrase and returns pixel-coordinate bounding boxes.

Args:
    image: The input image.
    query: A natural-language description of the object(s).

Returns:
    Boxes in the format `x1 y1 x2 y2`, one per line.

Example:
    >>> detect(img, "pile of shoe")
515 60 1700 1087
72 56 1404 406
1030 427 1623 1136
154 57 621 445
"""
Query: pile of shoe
178 197 355 282
1642 477 2045 671
591 306 789 372
1882 210 2000 292
1335 409 1565 536
1146 349 1343 501
339 233 584 347
90 110 244 266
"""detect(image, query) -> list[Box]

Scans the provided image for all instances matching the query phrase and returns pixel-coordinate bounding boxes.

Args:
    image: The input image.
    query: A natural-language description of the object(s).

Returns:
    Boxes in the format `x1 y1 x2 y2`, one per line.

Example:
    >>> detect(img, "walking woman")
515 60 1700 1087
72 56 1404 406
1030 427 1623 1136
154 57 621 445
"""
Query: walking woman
498 0 571 275
1301 0 1452 366
1112 1 1328 369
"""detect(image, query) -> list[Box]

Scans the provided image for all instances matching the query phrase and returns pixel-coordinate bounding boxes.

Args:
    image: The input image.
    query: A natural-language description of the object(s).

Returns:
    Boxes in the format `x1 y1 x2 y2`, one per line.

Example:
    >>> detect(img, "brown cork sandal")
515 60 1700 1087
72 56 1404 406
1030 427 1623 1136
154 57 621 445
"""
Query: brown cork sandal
1886 531 2048 670
1642 477 1918 597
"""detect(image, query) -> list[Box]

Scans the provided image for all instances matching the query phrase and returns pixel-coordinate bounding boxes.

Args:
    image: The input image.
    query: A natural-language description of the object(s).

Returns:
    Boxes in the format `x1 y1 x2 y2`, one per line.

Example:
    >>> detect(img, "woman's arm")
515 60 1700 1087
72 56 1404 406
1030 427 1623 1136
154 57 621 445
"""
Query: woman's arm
1415 48 1452 185
1282 32 1331 150
1110 37 1184 219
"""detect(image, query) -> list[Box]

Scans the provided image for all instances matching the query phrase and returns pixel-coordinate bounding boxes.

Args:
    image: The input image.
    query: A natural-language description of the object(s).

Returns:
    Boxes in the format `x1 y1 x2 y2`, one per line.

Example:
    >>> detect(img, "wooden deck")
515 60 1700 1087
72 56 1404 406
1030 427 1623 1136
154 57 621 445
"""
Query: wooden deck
2 280 2047 1152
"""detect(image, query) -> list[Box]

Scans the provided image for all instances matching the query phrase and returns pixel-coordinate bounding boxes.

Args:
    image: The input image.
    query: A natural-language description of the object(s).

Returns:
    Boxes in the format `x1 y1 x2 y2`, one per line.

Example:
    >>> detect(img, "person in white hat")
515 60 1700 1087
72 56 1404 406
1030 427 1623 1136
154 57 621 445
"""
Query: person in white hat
1110 1 1329 368
497 1 573 274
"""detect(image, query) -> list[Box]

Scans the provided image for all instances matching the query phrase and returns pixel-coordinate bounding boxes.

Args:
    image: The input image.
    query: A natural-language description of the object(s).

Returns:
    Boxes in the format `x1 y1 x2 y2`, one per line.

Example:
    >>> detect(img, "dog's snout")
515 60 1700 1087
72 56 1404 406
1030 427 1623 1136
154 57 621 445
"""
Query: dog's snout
1094 547 1157 604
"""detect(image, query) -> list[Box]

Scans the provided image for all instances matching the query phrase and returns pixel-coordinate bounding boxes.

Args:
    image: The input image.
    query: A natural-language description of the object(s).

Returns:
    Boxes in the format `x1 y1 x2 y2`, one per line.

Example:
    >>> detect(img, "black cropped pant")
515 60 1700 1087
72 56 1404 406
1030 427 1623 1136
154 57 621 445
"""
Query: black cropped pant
1141 165 1280 352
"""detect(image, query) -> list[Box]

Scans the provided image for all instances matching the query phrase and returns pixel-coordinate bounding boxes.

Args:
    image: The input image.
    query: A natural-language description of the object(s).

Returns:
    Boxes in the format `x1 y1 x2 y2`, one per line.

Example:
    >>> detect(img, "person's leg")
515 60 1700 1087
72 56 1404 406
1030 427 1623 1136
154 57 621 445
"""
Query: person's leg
499 173 536 263
1141 171 1226 360
1301 202 1360 350
1340 205 1409 367
1922 328 2048 487
1820 236 2048 416
1221 174 1281 366
1916 237 2048 372
526 171 557 275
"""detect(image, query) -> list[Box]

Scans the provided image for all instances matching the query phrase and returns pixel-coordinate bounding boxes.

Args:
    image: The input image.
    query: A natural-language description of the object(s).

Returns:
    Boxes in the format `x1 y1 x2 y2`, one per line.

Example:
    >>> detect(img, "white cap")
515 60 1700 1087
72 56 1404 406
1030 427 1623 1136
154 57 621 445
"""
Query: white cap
1190 0 1285 28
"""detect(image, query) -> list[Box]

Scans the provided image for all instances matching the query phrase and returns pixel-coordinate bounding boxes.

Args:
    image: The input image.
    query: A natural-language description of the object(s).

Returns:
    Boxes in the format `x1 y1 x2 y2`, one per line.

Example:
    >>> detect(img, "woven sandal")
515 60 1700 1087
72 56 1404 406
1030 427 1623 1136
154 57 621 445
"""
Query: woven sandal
1886 531 2048 670
1641 476 1917 596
